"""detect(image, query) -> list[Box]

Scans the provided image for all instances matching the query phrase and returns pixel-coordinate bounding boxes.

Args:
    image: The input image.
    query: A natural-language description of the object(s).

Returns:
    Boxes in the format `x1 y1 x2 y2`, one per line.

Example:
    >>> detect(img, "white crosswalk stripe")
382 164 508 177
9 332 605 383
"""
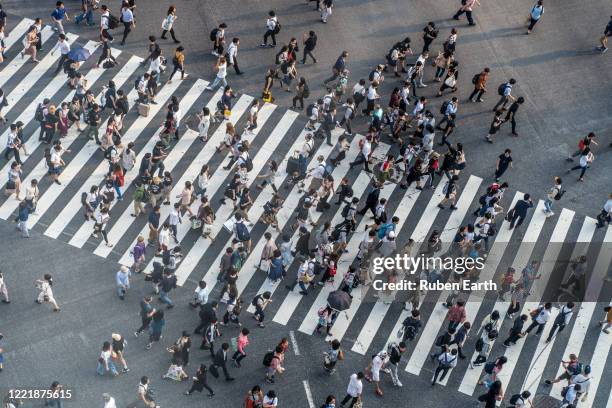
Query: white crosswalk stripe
0 19 610 406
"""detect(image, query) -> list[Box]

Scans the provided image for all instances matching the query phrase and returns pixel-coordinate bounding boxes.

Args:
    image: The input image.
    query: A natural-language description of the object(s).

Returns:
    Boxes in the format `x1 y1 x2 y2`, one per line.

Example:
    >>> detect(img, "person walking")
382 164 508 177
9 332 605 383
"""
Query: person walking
545 302 574 343
96 341 119 377
116 265 130 300
432 348 458 386
103 393 117 408
168 46 187 83
135 296 156 337
51 1 70 35
501 97 525 136
527 1 545 34
453 0 480 26
595 15 612 53
566 147 594 181
493 78 516 111
126 376 159 408
50 33 71 75
231 327 250 367
185 364 215 398
324 51 348 85
211 342 235 381
508 193 533 230
494 149 513 182
543 176 563 217
253 291 272 328
226 38 242 75
302 30 317 64
99 5 114 43
35 274 60 312
120 1 135 46
260 11 279 47
596 192 612 228
522 302 552 337
145 310 165 350
205 56 228 91
340 372 363 407
468 67 489 102
161 5 180 43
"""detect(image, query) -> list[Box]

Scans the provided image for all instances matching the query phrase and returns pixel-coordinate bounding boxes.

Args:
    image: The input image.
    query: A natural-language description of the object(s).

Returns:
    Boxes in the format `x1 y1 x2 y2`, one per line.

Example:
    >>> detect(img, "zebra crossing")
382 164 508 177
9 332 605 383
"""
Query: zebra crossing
0 18 610 407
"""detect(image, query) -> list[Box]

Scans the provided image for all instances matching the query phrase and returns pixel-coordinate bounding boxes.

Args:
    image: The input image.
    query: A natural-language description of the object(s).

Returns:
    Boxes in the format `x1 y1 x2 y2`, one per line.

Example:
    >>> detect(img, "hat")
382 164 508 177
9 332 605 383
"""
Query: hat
111 333 121 341
387 231 396 239
120 265 129 272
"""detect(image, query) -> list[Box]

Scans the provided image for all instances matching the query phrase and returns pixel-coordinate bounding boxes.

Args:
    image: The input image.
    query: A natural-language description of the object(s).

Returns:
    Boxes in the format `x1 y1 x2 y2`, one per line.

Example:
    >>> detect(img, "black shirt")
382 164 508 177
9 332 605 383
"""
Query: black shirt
305 35 317 51
423 26 438 43
507 101 520 114
498 154 513 169
163 174 173 187
88 109 100 126
152 146 164 163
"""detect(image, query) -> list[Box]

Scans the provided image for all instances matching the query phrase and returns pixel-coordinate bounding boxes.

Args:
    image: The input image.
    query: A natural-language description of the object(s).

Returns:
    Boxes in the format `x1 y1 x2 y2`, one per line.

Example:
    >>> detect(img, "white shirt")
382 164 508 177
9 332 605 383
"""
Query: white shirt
366 85 378 100
104 397 117 408
227 42 238 64
159 228 171 247
100 12 109 30
311 162 325 179
263 396 278 407
266 17 277 31
300 139 314 156
197 172 209 190
604 198 612 214
120 8 133 23
535 307 551 325
149 55 163 74
346 373 363 397
50 148 64 165
121 149 136 170
352 83 365 97
438 352 458 368
572 373 592 394
412 100 424 116
216 62 227 79
194 286 209 304
361 140 371 157
168 209 180 226
52 40 70 55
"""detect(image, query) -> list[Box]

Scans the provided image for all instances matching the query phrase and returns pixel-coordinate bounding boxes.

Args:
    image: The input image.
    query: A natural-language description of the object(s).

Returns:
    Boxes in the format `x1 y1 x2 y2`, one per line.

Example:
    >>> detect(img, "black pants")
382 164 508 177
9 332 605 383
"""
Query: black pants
188 380 214 395
161 28 179 42
350 153 370 172
121 22 132 44
323 70 339 84
561 275 582 293
302 48 317 63
136 316 152 334
231 58 241 74
97 49 117 66
525 320 545 335
42 128 55 144
292 95 304 109
596 210 611 228
169 63 185 81
454 9 474 25
569 165 587 179
504 114 517 134
469 88 485 101
528 17 539 31
503 332 521 346
546 322 566 342
432 365 450 383
231 351 246 363
151 160 165 177
339 117 352 135
4 147 21 164
509 212 525 229
363 98 375 115
341 395 359 407
55 53 68 74
213 362 231 380
263 30 276 46
102 29 113 42
495 165 508 180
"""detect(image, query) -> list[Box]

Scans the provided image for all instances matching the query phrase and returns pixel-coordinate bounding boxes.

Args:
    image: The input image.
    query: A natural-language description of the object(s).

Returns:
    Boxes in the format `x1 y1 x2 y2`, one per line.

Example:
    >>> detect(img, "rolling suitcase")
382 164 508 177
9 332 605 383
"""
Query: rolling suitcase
286 151 300 174
138 103 150 117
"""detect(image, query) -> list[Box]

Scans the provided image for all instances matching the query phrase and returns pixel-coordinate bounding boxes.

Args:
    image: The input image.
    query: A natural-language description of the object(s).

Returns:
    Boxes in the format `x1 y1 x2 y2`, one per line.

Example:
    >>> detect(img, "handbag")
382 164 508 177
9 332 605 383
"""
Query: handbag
444 75 456 88
353 398 362 408
6 180 15 190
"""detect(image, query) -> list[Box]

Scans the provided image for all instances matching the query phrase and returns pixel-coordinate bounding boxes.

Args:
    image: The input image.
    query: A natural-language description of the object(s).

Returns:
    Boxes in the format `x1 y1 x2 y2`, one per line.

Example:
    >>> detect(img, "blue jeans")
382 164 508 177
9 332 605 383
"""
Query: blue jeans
299 155 308 177
159 290 174 306
117 285 127 298
209 76 227 90
544 199 553 213
114 185 123 200
96 360 118 376
75 9 93 25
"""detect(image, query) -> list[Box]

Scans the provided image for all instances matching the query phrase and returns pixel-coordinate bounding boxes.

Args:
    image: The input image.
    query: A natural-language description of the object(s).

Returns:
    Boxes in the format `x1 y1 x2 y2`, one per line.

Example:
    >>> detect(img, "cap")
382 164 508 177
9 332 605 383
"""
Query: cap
388 231 396 238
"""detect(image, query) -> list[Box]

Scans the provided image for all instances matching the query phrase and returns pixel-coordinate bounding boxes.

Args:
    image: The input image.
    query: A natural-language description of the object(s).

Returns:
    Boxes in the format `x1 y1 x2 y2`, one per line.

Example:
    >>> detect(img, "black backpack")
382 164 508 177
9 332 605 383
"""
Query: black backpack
251 294 261 307
302 85 310 99
341 203 351 218
554 188 566 201
440 100 449 114
262 351 276 367
108 14 119 29
35 103 45 122
368 70 376 81
497 83 508 96
487 223 497 236
306 103 316 117
472 73 480 84
210 28 219 41
104 146 115 160
509 394 523 406
273 21 281 34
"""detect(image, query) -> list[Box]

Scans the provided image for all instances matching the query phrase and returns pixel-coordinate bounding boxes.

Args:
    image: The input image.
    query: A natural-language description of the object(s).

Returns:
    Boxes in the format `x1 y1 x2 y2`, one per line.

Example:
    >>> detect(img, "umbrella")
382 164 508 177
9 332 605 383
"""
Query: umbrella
67 46 91 62
327 290 352 312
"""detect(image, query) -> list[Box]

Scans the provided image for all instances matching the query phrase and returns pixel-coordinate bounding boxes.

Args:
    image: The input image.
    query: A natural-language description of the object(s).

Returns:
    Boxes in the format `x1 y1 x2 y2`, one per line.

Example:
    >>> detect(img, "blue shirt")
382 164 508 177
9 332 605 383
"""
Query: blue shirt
530 5 544 20
148 211 160 228
51 8 66 21
333 56 345 72
116 271 130 287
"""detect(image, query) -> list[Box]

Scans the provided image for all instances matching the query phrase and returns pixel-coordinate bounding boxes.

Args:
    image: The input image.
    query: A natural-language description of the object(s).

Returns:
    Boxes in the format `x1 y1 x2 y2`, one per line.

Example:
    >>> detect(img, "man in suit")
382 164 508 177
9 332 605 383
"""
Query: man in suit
509 193 533 229
211 343 235 381
358 181 382 217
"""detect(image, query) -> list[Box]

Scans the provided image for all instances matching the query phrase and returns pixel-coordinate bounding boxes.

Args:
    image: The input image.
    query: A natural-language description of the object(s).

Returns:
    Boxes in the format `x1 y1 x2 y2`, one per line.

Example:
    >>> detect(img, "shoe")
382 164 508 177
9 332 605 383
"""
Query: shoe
259 44 267 47
1 300 9 304
437 204 445 209
450 205 458 210
134 331 140 337
122 367 130 373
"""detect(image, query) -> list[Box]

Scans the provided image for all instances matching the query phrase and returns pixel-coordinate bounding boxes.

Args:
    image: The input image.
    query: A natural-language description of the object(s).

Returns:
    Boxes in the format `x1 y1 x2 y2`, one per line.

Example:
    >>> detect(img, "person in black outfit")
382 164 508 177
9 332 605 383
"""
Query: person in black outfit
503 314 527 347
509 193 533 229
185 364 214 397
302 30 317 64
293 227 311 258
502 96 524 136
358 182 382 217
335 178 354 205
422 22 438 53
477 380 503 408
494 149 513 182
429 328 455 360
96 34 117 68
194 301 218 334
211 343 235 381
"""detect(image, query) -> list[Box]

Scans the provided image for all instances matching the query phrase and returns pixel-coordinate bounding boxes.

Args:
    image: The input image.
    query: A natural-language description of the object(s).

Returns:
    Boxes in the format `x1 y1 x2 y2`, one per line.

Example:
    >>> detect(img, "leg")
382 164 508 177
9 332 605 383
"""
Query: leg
170 28 179 43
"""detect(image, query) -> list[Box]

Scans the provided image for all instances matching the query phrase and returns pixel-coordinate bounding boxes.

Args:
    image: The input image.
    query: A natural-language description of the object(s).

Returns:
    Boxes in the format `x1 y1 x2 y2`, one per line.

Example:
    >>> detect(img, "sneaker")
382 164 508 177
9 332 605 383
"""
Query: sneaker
396 380 403 387
134 331 140 337
122 367 130 373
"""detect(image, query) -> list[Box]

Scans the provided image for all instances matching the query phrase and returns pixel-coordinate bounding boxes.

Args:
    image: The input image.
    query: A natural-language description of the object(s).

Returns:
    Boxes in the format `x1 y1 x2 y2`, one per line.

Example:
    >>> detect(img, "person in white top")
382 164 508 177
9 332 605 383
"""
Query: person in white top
120 2 135 46
366 350 388 396
51 34 71 74
196 107 211 142
0 271 10 303
262 390 278 408
99 5 113 42
572 365 593 402
35 273 60 312
103 393 117 408
432 348 458 385
349 136 372 172
161 5 180 43
205 56 228 91
341 372 364 406
522 302 552 336
226 38 242 75
260 10 278 47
